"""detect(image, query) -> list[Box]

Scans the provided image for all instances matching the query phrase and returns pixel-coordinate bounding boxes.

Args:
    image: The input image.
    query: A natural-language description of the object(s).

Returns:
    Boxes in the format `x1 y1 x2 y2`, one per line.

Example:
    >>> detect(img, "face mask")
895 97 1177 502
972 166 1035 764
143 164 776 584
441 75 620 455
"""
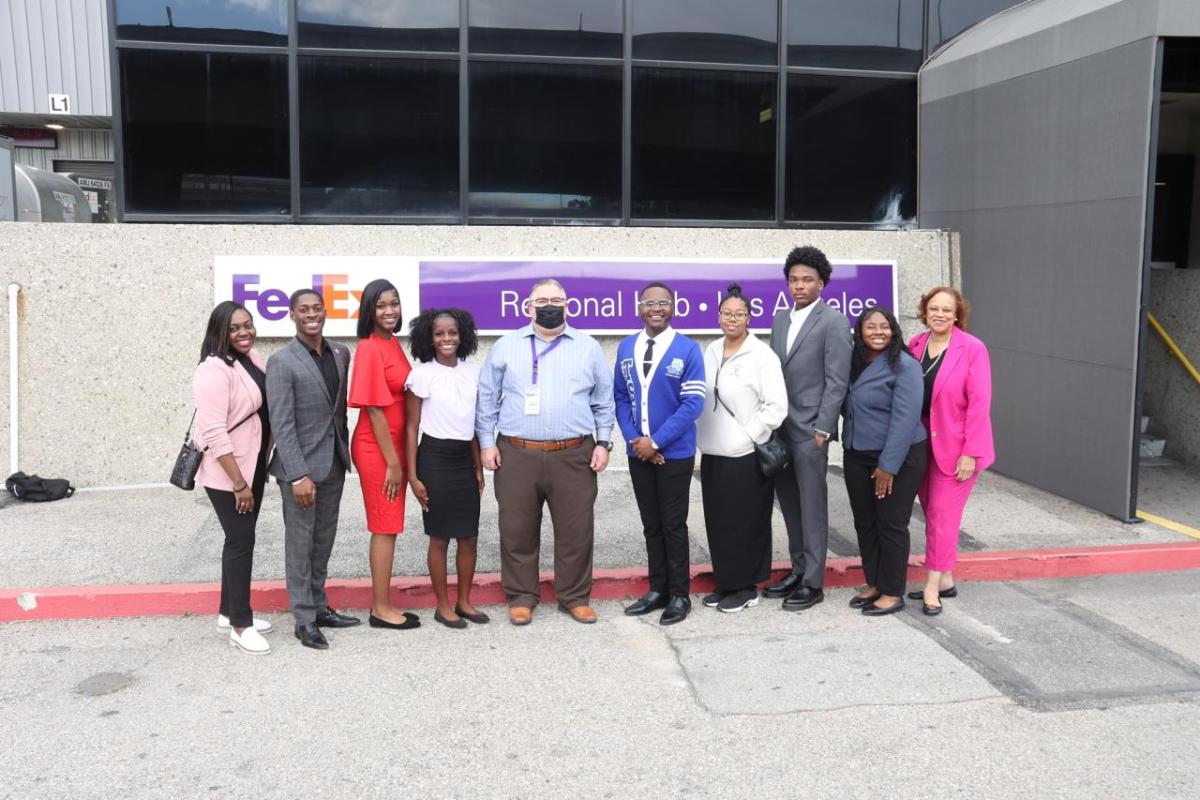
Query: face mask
535 305 565 329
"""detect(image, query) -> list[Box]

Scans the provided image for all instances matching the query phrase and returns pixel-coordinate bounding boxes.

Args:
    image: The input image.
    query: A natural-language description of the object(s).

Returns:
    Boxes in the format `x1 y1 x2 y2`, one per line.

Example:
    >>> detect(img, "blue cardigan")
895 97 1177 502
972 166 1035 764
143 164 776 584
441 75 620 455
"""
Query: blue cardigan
842 354 927 474
613 331 706 460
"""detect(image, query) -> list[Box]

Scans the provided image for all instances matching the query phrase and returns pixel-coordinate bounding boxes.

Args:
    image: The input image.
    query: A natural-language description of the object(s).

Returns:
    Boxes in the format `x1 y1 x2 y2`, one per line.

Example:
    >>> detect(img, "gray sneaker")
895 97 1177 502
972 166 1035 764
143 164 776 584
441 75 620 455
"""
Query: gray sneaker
717 589 760 613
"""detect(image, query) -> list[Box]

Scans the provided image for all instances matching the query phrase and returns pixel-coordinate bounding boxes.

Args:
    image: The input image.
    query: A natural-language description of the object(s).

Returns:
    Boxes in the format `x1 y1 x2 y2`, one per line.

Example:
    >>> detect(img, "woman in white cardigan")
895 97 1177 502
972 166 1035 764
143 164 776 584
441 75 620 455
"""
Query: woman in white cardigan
697 284 789 613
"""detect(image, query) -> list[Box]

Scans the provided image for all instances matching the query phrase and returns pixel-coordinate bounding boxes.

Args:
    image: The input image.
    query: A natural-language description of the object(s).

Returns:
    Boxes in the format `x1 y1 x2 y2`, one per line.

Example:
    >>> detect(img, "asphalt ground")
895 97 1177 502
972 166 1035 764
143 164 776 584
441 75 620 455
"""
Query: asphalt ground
1 460 1195 591
3 571 1199 799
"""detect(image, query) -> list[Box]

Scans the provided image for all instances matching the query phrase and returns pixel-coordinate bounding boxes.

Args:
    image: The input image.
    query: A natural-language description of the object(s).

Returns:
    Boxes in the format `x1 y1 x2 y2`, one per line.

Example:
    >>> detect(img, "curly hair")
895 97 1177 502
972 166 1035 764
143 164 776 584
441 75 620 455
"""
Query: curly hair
850 306 912 382
918 286 970 332
408 307 479 364
784 245 832 284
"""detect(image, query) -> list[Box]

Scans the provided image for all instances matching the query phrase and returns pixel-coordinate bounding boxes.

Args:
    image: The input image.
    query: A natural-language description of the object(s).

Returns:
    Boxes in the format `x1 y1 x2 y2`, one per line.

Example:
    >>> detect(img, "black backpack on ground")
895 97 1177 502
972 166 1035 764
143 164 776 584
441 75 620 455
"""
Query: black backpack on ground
5 472 75 502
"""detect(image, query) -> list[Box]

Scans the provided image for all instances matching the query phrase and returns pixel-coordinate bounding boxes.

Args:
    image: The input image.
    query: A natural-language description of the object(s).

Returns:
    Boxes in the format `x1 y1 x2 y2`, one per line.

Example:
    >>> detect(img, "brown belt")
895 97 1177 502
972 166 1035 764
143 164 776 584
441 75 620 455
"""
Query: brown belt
502 435 586 451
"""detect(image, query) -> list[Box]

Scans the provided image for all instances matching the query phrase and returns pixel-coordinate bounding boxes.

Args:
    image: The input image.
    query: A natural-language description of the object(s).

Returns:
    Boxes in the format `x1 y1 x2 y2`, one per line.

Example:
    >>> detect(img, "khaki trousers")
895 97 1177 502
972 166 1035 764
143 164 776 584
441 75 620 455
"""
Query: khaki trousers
495 437 597 609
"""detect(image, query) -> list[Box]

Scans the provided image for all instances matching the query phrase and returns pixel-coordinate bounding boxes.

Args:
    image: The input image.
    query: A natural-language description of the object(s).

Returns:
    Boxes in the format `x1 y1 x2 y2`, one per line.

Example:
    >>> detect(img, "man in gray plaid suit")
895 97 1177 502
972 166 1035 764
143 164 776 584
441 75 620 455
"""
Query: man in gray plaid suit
267 288 359 650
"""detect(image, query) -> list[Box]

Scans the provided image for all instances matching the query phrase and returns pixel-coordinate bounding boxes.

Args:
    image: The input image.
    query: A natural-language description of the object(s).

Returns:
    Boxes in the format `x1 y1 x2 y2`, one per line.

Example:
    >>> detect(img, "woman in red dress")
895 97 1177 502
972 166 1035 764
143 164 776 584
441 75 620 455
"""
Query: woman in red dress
349 279 419 630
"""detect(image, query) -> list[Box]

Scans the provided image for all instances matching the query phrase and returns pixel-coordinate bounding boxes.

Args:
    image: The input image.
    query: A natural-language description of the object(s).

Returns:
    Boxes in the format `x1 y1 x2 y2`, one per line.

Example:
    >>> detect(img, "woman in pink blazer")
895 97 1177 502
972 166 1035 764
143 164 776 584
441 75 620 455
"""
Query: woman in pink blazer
192 301 273 655
907 287 994 615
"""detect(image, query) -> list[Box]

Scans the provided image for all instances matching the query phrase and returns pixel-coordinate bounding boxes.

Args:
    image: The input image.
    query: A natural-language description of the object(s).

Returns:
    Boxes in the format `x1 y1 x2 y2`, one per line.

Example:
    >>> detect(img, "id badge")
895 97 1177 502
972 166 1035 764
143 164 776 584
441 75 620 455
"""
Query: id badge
524 387 541 416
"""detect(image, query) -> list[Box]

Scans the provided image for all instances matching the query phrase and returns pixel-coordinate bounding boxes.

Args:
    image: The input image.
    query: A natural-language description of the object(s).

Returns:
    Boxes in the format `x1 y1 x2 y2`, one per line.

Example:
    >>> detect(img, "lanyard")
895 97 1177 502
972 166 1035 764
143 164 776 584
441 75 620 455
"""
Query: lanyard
530 335 563 385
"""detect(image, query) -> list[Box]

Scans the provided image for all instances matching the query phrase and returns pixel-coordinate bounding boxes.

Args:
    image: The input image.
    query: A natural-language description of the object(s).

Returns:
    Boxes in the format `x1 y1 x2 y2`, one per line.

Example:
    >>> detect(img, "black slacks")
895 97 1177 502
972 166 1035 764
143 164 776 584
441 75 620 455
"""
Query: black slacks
204 460 266 628
629 456 694 597
843 443 926 598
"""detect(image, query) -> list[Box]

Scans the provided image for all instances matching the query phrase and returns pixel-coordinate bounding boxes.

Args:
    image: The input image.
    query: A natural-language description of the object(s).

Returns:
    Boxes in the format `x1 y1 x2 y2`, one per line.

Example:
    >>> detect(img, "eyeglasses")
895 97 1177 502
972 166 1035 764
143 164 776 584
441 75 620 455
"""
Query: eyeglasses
719 310 749 320
531 297 567 308
638 300 673 309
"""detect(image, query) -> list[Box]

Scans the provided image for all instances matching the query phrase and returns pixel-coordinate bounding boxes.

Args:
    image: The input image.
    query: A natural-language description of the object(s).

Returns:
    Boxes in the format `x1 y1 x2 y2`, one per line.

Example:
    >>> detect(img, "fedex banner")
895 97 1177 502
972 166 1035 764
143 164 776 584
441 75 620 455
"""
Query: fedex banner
215 256 896 337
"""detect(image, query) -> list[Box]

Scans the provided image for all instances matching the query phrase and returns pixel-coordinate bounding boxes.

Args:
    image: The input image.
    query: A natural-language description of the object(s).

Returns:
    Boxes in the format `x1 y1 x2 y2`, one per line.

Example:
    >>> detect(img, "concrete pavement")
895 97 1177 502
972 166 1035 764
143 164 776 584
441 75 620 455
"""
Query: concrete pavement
3 572 1199 799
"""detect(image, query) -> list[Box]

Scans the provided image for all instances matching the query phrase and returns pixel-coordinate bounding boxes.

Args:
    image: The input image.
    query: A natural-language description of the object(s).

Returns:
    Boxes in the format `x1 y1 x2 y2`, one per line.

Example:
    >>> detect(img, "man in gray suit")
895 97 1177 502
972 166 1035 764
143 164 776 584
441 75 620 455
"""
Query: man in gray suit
766 246 852 611
267 288 359 650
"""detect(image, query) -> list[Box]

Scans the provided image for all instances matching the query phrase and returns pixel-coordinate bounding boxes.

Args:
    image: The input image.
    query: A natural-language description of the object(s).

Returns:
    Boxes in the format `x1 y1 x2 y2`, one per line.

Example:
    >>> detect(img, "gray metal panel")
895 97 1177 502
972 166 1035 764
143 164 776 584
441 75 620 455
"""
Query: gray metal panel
0 0 111 116
920 38 1158 518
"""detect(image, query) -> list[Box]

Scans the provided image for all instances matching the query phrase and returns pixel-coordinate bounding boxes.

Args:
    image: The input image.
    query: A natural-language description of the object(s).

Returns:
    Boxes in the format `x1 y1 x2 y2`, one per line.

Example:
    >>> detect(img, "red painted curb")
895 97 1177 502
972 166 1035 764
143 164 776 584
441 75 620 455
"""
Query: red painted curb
4 541 1200 623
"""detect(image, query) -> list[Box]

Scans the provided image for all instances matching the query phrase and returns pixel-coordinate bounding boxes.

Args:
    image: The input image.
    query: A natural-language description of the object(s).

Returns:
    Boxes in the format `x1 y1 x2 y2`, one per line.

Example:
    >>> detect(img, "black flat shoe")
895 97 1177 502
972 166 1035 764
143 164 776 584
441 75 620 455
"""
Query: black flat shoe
434 610 468 629
862 600 905 617
625 590 669 616
907 586 958 600
455 605 491 624
923 603 943 616
848 593 881 609
762 574 803 598
368 612 420 630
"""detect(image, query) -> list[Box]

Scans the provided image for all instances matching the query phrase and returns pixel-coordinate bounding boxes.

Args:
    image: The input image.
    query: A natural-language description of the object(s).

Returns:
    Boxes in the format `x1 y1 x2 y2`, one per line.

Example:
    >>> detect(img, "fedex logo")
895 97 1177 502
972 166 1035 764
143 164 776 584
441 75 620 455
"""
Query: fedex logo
215 256 420 338
232 274 364 321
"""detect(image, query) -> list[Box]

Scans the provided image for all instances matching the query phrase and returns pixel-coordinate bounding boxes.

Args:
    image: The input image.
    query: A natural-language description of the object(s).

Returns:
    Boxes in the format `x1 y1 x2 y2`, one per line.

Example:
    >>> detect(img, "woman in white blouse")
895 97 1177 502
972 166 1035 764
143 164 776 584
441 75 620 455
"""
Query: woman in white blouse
696 284 789 613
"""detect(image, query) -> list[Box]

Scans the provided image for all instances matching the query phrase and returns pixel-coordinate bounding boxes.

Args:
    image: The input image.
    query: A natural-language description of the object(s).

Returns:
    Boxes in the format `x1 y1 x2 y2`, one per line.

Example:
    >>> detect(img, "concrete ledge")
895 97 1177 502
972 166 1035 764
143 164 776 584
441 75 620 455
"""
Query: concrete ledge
4 541 1200 623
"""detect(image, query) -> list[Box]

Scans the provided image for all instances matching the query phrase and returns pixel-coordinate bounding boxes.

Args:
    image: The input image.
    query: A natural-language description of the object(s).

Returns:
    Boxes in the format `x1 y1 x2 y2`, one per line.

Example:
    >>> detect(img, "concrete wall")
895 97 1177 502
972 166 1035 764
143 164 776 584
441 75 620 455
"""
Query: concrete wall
0 223 952 487
1145 267 1200 466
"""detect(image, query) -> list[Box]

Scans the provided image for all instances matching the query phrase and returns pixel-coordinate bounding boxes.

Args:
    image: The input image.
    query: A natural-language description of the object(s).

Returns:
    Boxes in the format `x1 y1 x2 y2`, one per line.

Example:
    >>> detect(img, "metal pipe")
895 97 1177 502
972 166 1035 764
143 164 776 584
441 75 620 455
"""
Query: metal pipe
7 283 20 475
1148 311 1200 386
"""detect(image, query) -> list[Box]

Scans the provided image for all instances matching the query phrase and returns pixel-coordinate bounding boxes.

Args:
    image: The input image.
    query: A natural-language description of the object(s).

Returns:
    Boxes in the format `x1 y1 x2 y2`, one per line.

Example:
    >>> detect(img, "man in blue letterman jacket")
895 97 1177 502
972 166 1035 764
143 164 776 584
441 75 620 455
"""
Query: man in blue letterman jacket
614 282 706 625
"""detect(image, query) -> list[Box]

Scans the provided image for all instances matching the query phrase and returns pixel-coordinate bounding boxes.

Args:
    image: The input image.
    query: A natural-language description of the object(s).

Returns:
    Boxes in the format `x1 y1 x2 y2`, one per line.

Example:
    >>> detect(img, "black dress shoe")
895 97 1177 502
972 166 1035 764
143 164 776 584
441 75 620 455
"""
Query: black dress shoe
368 612 420 630
659 596 691 626
315 607 362 628
848 592 882 609
907 586 958 600
763 574 803 598
782 586 824 611
624 591 669 616
434 610 467 629
294 623 329 650
862 600 905 616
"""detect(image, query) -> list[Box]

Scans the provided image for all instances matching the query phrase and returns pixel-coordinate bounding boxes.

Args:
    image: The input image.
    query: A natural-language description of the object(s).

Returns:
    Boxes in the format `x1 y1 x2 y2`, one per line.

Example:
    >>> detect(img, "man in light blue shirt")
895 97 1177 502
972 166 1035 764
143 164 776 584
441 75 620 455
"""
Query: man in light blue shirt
477 278 616 626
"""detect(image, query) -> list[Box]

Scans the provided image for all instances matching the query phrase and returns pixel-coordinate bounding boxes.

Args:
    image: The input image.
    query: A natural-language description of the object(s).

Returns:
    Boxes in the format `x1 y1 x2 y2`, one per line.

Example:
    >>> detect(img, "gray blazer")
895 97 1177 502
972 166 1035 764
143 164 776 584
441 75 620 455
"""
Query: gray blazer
769 299 852 442
841 354 927 474
266 337 351 484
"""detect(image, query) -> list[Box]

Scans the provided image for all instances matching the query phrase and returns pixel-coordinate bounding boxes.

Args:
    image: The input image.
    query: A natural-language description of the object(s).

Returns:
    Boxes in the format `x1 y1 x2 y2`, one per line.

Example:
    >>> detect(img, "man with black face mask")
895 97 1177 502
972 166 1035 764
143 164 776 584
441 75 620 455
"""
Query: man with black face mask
476 278 616 626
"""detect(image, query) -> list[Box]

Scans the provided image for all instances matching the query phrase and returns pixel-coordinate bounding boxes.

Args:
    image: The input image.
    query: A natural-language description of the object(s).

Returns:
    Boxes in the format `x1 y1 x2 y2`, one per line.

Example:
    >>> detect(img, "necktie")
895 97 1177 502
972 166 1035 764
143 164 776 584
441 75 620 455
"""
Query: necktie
643 338 655 377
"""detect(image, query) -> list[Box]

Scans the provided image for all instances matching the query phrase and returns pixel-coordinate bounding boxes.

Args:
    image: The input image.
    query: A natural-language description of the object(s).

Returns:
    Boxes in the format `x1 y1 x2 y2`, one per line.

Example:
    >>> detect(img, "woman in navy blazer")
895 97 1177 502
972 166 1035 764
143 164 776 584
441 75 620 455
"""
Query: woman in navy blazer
841 307 927 616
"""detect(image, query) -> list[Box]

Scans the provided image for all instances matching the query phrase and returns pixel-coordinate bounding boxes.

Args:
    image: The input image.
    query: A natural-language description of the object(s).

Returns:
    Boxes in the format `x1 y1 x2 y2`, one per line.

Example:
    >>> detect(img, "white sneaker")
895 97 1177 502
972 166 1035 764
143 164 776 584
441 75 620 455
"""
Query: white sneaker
229 627 271 655
217 615 273 634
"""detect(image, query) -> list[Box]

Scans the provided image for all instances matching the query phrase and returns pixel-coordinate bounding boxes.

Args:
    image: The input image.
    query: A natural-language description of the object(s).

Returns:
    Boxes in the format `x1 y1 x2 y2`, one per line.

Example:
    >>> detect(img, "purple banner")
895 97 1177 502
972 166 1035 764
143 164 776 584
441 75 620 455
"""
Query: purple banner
418 259 896 334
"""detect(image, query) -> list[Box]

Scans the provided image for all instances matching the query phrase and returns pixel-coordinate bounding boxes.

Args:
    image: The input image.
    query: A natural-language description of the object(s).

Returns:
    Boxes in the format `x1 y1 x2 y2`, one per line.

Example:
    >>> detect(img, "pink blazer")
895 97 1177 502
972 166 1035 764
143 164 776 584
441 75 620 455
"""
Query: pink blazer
192 350 268 491
908 329 995 476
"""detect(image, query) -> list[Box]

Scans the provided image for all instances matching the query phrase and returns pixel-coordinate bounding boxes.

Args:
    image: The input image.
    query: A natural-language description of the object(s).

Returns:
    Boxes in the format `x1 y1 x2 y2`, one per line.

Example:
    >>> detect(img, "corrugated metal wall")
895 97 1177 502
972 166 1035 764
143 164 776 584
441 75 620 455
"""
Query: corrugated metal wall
13 127 111 170
0 0 110 116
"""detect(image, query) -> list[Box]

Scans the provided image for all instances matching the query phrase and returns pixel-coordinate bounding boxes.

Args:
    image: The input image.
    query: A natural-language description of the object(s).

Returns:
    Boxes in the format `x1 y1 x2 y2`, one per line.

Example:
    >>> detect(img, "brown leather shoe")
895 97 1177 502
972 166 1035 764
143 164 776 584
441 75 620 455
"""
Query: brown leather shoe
559 604 597 624
508 606 532 626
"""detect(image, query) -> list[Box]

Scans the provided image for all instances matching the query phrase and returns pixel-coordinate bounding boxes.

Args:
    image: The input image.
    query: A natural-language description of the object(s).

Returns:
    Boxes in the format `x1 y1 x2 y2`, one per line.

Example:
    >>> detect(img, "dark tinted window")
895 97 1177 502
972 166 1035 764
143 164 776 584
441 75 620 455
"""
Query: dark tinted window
632 0 777 65
788 0 924 72
785 74 915 224
299 58 459 217
470 62 621 218
632 69 776 220
927 0 1022 53
297 0 458 51
115 0 287 46
470 0 622 58
120 50 289 214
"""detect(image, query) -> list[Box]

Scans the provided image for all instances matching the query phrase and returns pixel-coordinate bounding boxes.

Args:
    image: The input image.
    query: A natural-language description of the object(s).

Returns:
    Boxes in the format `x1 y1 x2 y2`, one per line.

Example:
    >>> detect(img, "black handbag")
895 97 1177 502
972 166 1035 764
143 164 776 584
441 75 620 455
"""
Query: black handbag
713 388 792 478
170 410 255 491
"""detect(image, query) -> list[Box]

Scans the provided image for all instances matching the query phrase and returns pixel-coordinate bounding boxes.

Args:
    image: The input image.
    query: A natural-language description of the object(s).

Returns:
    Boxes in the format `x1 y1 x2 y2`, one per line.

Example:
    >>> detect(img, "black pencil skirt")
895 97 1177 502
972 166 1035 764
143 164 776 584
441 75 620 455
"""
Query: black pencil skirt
417 435 481 540
701 452 773 592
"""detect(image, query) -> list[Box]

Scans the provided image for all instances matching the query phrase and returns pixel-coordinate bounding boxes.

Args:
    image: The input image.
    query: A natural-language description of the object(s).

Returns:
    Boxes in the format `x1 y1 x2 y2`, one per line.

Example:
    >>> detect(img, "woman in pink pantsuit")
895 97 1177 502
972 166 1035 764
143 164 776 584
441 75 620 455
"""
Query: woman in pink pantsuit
907 287 994 615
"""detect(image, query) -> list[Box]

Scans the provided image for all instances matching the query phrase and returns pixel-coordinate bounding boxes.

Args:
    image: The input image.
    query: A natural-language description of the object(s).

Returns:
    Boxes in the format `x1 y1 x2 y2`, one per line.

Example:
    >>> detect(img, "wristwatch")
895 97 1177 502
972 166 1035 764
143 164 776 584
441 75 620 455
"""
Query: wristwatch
596 439 613 452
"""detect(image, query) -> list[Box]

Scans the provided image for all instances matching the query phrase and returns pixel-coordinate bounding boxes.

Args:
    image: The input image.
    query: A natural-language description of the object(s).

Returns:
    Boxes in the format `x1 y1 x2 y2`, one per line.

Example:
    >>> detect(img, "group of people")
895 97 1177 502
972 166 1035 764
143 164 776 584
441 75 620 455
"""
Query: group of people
191 244 992 655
